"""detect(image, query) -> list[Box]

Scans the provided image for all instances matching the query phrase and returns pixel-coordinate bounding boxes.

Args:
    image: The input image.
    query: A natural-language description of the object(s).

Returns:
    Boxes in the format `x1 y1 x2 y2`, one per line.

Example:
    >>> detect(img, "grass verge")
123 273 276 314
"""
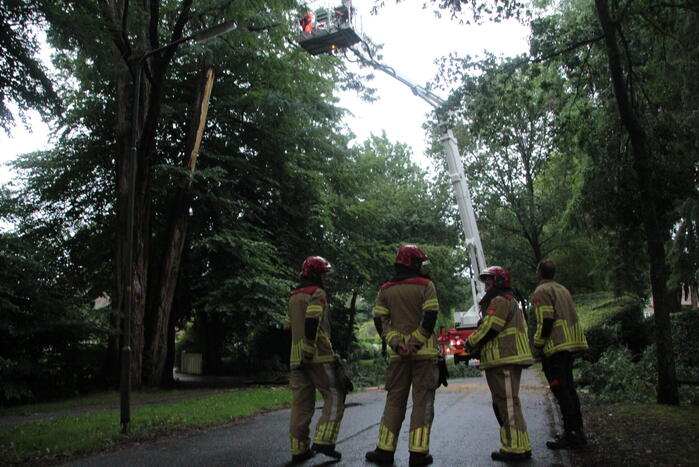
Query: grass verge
570 402 699 466
0 387 292 465
0 389 215 417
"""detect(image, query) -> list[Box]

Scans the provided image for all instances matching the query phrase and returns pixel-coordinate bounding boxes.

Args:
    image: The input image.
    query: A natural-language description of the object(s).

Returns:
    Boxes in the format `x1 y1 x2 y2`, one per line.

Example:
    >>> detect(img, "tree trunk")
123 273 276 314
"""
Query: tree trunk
143 62 215 386
594 0 679 404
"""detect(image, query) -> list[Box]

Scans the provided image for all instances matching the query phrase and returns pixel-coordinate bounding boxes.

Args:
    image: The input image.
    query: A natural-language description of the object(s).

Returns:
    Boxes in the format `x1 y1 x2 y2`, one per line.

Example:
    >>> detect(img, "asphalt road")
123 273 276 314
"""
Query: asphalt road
64 369 569 467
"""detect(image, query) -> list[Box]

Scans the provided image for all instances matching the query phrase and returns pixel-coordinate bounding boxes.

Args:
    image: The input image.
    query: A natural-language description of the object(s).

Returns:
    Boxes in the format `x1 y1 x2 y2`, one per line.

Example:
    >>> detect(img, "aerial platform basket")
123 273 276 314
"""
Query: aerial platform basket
298 2 362 55
299 25 361 55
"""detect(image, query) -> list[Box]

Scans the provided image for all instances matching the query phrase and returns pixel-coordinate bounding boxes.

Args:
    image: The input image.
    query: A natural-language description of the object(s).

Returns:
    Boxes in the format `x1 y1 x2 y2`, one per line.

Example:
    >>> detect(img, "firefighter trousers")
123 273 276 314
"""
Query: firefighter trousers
542 351 583 434
376 358 439 454
289 362 346 455
485 365 532 454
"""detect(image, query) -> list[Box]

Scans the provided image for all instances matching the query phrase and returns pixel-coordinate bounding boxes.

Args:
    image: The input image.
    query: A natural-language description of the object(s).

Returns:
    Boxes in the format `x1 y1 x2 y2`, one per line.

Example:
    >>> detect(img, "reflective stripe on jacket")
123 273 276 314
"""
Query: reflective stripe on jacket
288 286 335 367
467 295 533 370
373 278 439 360
532 280 588 357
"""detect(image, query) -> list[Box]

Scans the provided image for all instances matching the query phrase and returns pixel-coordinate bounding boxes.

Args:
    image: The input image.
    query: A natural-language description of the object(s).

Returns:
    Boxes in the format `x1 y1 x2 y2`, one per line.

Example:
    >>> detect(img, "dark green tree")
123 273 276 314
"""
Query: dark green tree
0 0 58 132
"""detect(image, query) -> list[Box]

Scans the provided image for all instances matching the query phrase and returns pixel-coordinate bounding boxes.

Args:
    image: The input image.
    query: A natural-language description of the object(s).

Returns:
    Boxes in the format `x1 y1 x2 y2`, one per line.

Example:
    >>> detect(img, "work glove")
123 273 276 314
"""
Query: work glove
437 356 449 387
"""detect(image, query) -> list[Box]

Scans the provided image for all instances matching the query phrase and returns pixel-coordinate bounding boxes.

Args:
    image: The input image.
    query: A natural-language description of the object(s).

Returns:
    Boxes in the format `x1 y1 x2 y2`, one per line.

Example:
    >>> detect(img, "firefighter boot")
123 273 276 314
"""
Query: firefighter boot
546 430 587 450
365 448 395 465
409 451 434 466
290 449 315 464
312 443 341 459
491 450 532 462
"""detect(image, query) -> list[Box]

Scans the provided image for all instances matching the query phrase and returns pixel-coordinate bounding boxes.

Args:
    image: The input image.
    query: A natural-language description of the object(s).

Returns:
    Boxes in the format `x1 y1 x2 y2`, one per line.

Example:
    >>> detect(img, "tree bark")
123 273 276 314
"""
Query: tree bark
143 61 215 386
594 0 679 404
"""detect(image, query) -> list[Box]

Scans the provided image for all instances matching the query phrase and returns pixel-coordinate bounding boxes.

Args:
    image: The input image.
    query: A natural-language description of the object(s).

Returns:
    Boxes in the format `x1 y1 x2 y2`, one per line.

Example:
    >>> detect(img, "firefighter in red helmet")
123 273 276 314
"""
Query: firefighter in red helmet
366 245 443 466
465 266 534 462
287 256 349 463
300 10 314 34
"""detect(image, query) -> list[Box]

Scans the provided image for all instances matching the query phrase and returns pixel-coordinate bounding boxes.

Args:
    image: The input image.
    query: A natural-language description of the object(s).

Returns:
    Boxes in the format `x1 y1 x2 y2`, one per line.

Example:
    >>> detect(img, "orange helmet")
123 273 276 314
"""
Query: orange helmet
479 266 511 288
300 256 332 278
395 245 429 270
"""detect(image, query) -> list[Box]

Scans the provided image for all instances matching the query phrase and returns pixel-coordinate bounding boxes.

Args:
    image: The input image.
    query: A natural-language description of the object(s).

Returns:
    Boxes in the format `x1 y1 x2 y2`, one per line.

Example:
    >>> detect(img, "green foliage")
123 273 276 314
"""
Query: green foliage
347 355 388 388
0 0 58 132
579 346 657 404
447 361 481 378
434 52 598 293
0 229 110 406
575 293 650 362
579 309 699 405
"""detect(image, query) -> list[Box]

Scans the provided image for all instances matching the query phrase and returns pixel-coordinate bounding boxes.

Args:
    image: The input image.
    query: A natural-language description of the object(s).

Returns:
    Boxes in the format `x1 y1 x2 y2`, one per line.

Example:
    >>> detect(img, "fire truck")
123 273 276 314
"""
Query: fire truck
437 308 480 365
298 7 488 365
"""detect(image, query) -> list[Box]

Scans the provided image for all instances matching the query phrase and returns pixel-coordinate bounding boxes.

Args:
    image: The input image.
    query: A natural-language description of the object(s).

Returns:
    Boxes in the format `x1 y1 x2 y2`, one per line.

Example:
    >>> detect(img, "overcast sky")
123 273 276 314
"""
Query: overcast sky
340 2 530 168
0 3 529 185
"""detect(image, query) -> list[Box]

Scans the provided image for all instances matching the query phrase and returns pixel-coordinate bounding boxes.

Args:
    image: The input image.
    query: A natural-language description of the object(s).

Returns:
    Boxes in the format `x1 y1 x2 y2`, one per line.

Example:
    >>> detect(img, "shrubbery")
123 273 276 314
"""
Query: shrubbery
577 293 699 405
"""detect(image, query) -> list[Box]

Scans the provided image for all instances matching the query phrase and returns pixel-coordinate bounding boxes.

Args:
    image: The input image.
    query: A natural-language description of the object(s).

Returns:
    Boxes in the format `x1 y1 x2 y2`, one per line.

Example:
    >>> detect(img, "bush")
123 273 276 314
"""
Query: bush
577 294 650 362
347 355 388 388
578 346 656 403
447 361 481 378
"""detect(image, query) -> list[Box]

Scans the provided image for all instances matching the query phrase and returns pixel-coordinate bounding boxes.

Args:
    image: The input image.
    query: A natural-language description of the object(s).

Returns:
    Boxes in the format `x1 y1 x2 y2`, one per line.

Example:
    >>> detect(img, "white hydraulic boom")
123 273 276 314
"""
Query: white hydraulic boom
349 49 487 316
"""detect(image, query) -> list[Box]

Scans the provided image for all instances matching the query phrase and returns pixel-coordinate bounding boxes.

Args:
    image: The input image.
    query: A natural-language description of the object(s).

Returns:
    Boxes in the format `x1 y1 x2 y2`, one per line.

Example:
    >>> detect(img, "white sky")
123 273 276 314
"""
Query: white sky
340 2 530 168
0 3 529 185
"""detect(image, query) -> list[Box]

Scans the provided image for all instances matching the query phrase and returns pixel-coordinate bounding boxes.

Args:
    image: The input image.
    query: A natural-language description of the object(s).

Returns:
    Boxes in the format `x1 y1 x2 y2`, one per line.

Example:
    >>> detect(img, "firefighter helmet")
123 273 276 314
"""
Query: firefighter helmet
300 256 333 278
395 245 429 270
479 266 511 288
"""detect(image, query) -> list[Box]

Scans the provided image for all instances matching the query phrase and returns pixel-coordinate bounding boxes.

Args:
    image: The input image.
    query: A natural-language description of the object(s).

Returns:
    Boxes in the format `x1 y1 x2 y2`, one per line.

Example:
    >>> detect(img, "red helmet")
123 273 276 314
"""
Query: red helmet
395 245 429 270
479 266 511 288
300 256 333 278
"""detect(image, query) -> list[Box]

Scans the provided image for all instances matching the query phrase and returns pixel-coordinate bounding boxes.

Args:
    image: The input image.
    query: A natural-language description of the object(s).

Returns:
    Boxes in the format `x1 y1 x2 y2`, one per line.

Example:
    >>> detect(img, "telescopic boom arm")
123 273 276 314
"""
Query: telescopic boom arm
348 48 487 306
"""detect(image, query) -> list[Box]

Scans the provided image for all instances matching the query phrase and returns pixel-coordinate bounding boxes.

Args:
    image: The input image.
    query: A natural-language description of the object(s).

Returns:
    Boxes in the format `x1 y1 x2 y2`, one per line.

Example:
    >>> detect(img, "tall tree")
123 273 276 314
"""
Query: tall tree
433 55 580 288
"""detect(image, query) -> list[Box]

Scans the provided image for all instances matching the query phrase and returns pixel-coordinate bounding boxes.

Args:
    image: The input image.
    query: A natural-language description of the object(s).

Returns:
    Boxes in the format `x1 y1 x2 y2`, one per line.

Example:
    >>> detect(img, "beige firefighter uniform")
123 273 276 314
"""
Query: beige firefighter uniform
287 286 345 455
373 277 440 454
467 294 534 455
532 280 588 356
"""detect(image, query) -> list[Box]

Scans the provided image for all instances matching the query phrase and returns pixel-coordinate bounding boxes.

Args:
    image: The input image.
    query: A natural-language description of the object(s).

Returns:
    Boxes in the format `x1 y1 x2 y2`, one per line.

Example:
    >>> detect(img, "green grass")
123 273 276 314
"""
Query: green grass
0 389 204 417
0 387 292 465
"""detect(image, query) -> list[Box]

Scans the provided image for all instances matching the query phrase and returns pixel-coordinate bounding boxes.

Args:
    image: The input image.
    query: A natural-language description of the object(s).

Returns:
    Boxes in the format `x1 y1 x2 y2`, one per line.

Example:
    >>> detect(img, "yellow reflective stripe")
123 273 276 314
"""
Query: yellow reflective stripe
290 341 304 365
314 421 341 444
411 329 428 344
290 435 310 455
409 423 432 452
498 327 516 337
373 305 389 316
499 426 531 453
491 315 506 328
422 298 439 310
378 423 397 451
385 330 401 343
312 354 335 363
538 305 554 314
305 305 322 317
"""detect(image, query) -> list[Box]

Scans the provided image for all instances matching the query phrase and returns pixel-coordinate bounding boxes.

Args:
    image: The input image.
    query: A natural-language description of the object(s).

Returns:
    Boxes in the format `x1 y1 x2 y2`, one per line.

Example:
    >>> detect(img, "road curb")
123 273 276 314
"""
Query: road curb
543 386 573 467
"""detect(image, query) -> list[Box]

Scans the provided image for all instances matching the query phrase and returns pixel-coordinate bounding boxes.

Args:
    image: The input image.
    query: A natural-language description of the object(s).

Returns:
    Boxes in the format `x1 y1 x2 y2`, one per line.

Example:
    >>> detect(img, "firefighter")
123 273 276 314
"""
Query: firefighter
365 245 442 467
532 259 588 450
465 266 534 462
299 10 314 34
287 256 347 463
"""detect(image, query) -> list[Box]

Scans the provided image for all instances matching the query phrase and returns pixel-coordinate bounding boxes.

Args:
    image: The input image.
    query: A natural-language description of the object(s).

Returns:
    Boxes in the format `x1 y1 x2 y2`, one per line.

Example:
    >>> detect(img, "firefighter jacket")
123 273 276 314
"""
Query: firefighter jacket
287 286 335 368
532 280 588 357
373 277 440 361
467 294 533 370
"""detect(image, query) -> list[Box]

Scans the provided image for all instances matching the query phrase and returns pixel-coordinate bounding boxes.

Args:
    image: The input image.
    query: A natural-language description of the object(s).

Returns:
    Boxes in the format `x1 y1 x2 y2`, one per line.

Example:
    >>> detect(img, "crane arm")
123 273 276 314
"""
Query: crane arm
347 47 487 310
